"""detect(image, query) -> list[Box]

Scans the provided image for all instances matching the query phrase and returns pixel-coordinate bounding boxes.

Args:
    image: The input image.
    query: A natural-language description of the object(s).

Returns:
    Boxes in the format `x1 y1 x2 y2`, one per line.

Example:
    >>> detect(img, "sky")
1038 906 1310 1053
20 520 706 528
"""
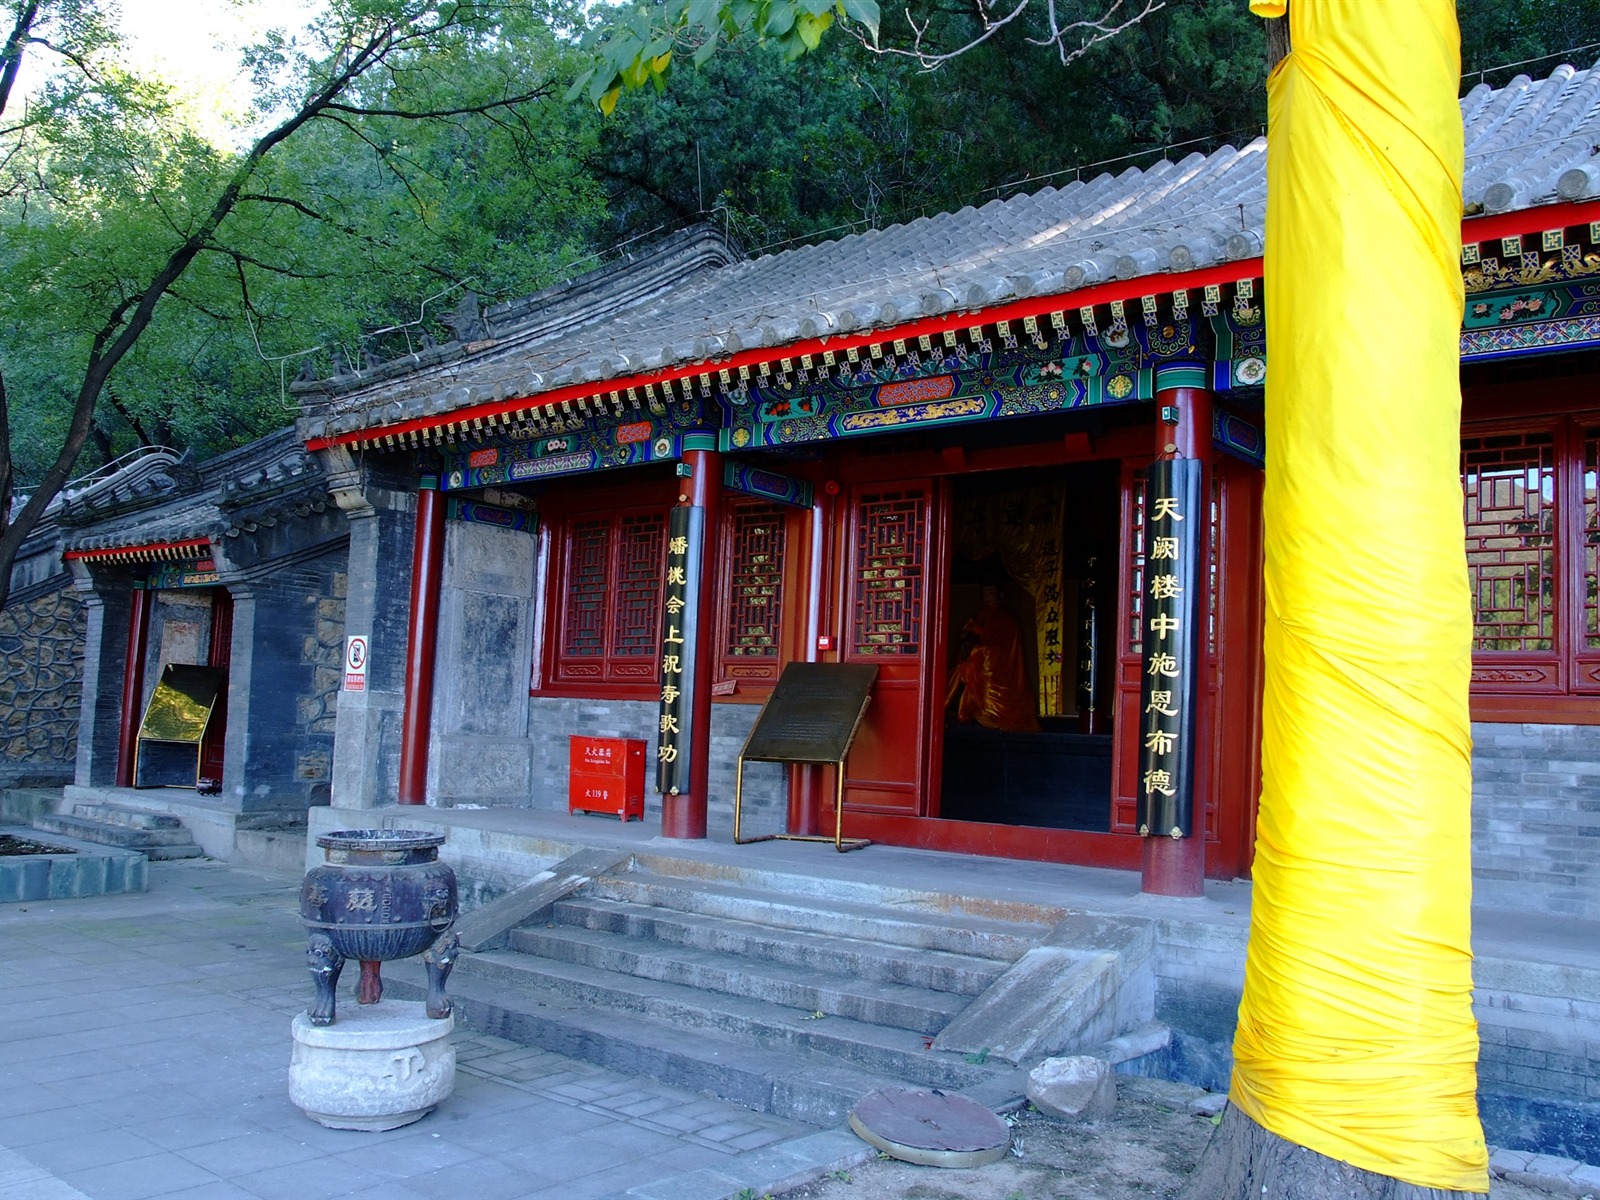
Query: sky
119 0 326 137
16 0 327 142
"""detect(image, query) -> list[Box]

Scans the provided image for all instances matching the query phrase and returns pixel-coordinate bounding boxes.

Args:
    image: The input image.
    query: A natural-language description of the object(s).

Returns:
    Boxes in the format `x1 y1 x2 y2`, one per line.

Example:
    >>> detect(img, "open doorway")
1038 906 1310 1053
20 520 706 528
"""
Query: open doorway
938 461 1120 831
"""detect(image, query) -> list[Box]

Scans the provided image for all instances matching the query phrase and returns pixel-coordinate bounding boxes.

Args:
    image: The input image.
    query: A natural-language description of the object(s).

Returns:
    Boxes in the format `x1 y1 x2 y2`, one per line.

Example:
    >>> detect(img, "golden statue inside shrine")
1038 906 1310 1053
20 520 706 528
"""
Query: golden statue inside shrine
946 583 1041 733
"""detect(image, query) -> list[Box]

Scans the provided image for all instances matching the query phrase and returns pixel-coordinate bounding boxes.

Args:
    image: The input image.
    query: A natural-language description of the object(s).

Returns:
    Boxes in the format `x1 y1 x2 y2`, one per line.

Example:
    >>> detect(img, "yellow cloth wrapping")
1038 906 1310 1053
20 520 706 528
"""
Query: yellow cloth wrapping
1231 0 1488 1192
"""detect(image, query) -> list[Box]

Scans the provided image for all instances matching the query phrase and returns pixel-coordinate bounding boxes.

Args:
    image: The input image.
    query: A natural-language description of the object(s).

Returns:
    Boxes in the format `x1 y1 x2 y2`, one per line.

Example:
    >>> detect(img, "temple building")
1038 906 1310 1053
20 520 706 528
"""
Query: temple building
5 60 1596 916
290 61 1600 918
0 432 346 857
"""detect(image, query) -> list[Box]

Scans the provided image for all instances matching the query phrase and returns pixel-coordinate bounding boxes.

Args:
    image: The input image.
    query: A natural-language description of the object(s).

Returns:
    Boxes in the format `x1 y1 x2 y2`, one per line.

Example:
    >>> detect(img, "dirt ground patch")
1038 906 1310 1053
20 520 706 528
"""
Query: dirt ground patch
772 1078 1568 1200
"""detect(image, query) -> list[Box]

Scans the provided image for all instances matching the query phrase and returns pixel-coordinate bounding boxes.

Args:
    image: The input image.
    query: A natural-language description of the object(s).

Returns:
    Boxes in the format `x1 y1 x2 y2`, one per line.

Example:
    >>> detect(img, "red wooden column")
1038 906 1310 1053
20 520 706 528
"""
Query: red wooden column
398 476 446 806
115 582 152 788
1141 366 1211 897
662 437 724 839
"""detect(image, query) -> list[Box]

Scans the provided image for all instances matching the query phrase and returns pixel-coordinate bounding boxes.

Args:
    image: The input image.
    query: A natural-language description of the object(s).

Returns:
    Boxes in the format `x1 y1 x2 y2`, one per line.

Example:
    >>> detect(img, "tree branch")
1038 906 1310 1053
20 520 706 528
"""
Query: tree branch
0 0 40 119
319 83 558 120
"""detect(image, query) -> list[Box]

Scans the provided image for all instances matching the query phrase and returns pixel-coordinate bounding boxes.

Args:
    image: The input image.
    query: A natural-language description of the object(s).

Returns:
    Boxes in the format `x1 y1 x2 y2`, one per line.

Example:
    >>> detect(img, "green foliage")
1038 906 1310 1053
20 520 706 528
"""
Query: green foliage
1459 0 1600 86
589 1 1270 257
1 0 609 486
569 0 879 113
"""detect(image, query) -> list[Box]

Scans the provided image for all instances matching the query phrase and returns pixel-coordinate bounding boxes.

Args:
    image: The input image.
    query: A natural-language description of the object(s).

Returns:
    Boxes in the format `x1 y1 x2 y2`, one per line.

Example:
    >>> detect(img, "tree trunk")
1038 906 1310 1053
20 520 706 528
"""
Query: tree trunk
1180 1109 1484 1200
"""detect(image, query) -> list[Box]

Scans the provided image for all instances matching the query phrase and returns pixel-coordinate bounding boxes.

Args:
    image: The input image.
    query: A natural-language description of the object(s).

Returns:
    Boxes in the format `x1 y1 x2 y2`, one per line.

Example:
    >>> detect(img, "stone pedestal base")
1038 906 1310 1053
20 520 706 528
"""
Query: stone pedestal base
289 1002 455 1131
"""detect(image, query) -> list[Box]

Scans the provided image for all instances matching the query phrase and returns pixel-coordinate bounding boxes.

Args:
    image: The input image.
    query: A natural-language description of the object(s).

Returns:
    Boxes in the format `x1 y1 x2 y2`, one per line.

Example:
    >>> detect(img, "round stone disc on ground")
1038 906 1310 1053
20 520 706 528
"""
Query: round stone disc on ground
848 1087 1011 1167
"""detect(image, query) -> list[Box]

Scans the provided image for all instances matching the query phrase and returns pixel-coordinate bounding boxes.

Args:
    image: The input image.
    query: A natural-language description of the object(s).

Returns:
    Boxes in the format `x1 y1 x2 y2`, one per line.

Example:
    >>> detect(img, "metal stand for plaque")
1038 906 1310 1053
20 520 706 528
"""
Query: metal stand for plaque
731 663 877 853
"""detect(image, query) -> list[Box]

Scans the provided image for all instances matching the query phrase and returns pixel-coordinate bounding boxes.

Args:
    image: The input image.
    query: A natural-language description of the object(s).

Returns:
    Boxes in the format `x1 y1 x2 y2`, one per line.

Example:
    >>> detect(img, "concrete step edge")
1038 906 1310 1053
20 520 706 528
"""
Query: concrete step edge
456 949 1002 1090
550 894 1007 995
588 871 1042 961
391 969 1010 1126
68 803 183 829
507 923 963 1034
35 814 200 849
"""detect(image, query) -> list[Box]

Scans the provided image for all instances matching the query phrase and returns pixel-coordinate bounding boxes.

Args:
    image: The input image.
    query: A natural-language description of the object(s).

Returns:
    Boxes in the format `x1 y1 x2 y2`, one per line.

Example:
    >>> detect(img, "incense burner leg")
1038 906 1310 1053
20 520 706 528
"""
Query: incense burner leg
307 934 345 1026
357 959 383 1005
422 932 460 1019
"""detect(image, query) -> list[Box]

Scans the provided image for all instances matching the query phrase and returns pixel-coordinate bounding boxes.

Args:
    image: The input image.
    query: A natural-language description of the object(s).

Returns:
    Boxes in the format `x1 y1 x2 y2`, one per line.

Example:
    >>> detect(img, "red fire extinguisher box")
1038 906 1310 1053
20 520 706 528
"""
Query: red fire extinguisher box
568 736 647 821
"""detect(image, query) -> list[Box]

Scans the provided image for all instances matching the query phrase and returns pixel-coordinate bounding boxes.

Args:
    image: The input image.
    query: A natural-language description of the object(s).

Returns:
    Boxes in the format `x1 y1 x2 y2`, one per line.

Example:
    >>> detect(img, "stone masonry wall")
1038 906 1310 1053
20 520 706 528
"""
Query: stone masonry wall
300 568 347 742
0 581 85 774
1471 722 1600 922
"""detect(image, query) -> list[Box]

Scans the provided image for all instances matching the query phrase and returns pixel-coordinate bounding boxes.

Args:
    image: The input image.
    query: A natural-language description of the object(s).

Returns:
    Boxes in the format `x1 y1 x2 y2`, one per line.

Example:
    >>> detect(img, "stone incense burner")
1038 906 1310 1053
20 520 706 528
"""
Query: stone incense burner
298 829 459 1025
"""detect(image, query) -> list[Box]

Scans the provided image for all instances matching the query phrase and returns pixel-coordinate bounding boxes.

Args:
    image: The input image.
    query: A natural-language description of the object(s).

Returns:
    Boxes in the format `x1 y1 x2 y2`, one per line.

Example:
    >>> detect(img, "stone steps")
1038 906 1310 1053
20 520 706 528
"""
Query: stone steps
509 922 969 1034
583 871 1043 961
35 803 204 860
417 864 1150 1128
548 893 1010 996
434 951 1023 1127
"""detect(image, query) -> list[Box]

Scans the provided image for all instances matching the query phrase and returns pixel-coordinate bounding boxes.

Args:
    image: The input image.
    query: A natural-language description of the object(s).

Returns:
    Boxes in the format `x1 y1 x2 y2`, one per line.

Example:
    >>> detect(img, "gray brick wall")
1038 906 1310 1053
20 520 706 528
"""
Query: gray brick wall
1472 722 1600 922
221 551 348 811
506 696 785 826
0 581 85 773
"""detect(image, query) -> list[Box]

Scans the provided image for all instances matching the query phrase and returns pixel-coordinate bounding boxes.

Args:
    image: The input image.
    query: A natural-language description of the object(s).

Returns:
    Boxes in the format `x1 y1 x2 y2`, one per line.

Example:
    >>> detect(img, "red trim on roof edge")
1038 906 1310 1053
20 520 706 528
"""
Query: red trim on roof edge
302 199 1600 453
304 257 1265 451
64 536 211 562
1461 199 1600 245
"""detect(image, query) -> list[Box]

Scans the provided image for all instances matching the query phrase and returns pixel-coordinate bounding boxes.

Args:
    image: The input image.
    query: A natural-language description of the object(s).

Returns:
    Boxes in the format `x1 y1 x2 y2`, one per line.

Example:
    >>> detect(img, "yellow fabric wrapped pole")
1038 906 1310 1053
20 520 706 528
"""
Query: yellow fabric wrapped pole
1231 0 1488 1192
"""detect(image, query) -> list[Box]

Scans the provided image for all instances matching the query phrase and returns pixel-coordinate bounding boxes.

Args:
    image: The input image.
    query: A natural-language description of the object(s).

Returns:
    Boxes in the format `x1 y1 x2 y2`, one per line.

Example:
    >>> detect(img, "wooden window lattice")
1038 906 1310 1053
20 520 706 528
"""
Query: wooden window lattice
1462 432 1556 651
1585 428 1599 650
610 512 666 659
562 519 609 658
726 502 786 658
852 491 925 655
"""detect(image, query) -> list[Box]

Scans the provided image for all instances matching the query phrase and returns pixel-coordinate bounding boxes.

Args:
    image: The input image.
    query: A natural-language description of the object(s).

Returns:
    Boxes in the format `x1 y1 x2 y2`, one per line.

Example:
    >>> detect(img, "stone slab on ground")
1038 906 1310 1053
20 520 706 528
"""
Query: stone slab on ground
452 846 632 950
1026 1054 1117 1122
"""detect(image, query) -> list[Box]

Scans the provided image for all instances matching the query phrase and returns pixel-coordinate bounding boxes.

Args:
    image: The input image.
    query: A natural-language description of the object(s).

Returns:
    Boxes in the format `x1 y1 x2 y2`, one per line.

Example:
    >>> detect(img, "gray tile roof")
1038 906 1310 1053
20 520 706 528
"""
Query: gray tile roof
297 58 1600 444
59 429 330 555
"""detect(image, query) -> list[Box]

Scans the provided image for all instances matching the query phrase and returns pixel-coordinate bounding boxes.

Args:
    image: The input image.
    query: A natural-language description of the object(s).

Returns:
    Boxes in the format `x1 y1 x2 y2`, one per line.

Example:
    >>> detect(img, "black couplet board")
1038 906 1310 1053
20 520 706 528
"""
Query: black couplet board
743 663 879 765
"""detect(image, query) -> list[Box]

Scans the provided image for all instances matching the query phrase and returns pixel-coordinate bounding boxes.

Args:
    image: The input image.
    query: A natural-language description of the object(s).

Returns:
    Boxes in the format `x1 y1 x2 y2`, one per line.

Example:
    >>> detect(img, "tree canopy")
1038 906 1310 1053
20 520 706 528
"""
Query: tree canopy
1 0 1592 591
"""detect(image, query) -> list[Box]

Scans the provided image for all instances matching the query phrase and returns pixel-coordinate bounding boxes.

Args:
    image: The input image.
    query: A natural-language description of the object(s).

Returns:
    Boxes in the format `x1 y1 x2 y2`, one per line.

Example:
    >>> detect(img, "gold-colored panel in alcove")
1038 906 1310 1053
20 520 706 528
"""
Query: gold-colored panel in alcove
138 664 225 743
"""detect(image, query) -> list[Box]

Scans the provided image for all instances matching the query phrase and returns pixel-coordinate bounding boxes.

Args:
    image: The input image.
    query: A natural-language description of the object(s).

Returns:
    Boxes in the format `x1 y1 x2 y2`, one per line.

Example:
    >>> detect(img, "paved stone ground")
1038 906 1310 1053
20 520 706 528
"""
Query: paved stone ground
0 859 867 1200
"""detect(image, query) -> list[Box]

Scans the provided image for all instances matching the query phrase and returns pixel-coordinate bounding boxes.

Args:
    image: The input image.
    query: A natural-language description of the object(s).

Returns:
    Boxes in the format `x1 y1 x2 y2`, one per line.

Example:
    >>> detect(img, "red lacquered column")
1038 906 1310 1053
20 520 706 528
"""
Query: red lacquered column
398 478 445 806
115 582 152 788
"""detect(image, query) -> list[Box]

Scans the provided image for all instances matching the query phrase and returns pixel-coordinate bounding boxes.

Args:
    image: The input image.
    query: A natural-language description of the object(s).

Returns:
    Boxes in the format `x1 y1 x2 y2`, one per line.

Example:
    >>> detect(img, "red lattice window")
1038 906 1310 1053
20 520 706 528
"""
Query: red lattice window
1585 427 1599 651
562 519 609 658
851 490 925 655
724 502 787 660
1463 431 1556 652
611 513 666 663
554 507 666 684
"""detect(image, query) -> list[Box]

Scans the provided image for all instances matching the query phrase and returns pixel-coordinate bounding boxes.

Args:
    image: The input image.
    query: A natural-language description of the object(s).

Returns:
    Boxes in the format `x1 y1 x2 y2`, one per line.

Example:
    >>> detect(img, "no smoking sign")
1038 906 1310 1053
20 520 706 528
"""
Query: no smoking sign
344 636 369 693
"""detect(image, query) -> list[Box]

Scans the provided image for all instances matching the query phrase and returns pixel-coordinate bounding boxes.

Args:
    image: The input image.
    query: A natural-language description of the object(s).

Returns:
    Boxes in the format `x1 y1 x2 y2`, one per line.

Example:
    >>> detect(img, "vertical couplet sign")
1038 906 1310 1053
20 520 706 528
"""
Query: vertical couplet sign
1136 458 1203 838
655 504 704 796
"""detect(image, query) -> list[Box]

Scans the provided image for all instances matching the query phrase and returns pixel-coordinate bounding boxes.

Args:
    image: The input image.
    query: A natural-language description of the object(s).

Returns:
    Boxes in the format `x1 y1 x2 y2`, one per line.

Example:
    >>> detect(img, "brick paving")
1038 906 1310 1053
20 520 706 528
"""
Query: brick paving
0 859 868 1200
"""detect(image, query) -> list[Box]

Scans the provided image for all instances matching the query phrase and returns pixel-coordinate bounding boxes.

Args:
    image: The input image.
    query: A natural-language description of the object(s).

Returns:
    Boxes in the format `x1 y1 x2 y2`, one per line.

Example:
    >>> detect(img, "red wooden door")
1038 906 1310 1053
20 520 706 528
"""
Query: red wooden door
839 483 936 815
